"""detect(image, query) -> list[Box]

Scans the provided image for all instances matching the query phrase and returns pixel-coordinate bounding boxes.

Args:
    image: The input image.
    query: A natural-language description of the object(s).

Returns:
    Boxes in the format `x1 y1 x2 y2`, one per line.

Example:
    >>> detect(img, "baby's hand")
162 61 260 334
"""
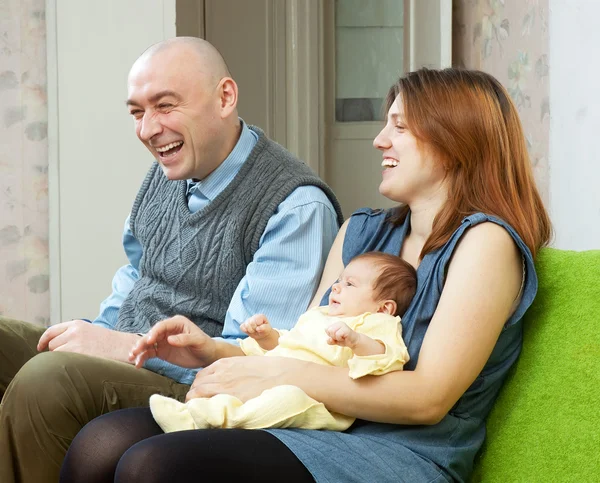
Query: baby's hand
325 321 359 349
240 314 273 340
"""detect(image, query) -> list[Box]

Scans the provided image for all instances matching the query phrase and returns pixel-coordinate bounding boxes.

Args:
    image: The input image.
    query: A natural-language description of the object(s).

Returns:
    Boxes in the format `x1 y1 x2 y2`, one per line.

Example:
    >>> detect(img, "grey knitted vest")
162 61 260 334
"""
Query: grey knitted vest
115 126 343 336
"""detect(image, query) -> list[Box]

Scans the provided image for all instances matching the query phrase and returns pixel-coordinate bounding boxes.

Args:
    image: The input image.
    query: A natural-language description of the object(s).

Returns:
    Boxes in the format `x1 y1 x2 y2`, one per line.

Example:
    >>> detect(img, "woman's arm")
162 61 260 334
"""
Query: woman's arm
297 222 522 423
190 222 522 425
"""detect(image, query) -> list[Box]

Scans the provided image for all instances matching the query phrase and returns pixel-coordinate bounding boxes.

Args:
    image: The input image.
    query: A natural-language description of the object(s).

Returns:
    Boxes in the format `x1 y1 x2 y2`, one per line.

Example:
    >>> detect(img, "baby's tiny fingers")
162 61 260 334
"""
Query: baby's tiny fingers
335 329 348 341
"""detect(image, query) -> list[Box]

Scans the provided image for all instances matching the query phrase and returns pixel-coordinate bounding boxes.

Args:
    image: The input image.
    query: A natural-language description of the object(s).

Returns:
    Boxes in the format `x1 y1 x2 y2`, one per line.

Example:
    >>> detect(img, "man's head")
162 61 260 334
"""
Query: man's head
328 252 417 317
126 37 240 181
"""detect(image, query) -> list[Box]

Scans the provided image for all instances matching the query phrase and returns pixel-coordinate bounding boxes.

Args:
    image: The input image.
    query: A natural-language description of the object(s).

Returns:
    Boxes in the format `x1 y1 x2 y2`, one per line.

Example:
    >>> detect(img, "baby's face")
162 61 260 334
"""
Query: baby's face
328 259 382 317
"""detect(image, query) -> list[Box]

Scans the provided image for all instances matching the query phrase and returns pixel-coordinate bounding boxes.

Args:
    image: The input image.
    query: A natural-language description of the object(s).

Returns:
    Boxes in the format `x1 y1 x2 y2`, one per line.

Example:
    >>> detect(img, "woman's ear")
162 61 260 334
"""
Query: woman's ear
378 300 397 316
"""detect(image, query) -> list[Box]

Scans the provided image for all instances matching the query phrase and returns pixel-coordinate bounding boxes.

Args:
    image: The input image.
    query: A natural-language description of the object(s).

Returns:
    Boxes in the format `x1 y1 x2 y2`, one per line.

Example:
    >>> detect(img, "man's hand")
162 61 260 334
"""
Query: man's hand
129 315 221 369
37 320 139 363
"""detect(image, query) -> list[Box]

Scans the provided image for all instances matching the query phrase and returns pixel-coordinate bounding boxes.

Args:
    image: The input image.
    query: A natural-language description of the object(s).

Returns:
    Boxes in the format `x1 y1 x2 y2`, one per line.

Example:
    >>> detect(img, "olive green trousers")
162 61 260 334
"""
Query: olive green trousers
0 316 190 483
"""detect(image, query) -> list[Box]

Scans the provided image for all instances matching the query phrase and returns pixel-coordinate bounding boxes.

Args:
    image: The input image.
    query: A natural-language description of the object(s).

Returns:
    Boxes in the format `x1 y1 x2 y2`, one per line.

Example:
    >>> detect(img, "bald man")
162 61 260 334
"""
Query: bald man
0 37 342 482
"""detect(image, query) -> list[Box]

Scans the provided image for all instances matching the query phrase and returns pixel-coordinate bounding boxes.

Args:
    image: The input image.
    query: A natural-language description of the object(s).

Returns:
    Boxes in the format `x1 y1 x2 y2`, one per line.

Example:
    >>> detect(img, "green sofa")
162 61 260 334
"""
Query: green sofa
472 247 600 482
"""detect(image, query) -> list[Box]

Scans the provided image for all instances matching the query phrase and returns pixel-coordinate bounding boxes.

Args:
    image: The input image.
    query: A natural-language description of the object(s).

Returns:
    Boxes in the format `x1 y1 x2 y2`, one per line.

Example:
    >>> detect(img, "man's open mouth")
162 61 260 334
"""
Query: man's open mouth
156 141 184 158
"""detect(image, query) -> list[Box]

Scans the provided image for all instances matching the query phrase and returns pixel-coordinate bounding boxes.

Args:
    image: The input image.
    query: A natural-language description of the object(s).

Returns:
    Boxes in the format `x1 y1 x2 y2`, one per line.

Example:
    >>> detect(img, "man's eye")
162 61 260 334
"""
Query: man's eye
158 103 173 109
130 110 143 118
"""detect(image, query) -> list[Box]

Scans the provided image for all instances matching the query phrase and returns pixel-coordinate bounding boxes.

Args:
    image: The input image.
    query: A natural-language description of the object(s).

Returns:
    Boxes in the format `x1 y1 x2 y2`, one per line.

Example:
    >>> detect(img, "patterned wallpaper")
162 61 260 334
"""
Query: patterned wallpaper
0 0 50 325
453 0 550 205
0 0 550 325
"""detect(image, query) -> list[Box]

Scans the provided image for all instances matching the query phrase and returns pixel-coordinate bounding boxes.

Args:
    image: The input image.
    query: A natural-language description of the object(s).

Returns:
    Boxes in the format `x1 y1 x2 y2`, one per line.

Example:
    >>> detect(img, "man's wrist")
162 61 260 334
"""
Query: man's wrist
118 332 144 365
214 339 244 360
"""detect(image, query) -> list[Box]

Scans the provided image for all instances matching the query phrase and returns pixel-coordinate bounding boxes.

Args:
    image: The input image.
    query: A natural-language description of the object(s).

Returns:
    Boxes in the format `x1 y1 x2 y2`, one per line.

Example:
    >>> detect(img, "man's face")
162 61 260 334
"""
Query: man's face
126 48 222 180
328 259 383 317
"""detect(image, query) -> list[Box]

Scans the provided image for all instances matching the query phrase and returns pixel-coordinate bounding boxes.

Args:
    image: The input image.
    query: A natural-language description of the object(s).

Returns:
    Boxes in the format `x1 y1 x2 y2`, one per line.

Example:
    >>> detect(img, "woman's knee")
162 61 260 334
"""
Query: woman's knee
61 409 159 483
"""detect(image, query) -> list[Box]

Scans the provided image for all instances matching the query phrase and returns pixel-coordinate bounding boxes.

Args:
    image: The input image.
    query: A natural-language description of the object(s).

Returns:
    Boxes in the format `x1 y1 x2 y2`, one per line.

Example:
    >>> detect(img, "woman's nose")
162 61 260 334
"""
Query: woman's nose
373 126 390 150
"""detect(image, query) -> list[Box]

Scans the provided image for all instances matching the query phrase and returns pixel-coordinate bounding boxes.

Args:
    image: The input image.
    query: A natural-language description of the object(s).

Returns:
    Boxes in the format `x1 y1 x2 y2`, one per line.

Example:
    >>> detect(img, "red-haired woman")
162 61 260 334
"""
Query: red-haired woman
61 69 551 483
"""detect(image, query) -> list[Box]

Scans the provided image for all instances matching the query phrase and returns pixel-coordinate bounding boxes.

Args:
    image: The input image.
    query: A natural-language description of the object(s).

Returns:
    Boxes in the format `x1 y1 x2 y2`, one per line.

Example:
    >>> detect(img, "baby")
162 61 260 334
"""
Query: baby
150 251 417 432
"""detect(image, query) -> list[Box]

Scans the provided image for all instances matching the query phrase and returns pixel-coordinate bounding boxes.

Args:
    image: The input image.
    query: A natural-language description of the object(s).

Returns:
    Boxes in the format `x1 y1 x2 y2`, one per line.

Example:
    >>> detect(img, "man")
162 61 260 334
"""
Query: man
0 37 342 482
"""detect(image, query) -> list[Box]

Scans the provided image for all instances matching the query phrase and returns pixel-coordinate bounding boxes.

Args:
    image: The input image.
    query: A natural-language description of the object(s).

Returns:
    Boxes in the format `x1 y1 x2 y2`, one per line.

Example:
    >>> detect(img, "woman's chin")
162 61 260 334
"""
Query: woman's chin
379 183 405 203
378 182 389 197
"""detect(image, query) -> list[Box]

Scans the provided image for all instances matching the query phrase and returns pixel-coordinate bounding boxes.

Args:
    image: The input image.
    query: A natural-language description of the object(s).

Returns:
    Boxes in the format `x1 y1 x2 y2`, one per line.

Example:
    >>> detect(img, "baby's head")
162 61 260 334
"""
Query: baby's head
328 252 417 317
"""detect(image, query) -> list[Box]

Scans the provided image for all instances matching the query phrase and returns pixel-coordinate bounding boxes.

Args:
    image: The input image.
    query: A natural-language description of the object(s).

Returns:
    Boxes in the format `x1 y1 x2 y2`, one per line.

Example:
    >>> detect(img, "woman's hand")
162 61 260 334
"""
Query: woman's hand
129 315 217 369
185 356 307 402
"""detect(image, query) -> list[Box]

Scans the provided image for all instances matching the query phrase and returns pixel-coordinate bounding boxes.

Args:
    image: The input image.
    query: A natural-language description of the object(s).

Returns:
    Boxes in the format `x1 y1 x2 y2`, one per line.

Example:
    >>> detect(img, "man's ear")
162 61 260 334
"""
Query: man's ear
378 300 397 316
218 77 238 117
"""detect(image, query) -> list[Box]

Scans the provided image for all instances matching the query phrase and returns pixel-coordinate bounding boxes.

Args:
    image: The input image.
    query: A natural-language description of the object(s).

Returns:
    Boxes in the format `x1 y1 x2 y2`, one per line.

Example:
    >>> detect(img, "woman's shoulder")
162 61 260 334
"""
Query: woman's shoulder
444 214 531 273
456 213 534 261
454 220 521 264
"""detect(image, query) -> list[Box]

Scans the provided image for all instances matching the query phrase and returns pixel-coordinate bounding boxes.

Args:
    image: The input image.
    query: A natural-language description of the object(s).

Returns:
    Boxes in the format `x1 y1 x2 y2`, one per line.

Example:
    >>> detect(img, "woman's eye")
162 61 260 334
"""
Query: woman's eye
395 124 405 132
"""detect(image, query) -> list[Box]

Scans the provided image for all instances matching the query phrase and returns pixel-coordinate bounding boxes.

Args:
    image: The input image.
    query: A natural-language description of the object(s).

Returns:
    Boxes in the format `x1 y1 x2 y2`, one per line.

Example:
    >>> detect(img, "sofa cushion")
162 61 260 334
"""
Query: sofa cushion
472 247 600 481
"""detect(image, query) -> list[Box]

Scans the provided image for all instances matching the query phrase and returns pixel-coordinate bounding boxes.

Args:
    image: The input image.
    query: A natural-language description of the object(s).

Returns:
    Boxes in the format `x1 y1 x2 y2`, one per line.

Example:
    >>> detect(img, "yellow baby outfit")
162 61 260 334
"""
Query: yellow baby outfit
150 307 409 432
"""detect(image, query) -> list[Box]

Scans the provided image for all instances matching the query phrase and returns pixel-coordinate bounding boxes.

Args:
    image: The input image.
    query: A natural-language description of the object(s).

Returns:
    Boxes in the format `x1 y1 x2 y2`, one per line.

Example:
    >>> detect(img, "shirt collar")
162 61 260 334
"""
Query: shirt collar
185 119 258 201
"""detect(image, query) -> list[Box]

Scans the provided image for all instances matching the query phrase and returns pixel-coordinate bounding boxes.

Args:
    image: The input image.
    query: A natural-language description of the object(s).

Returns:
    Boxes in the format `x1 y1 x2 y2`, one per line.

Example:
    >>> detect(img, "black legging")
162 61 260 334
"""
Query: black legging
60 407 315 483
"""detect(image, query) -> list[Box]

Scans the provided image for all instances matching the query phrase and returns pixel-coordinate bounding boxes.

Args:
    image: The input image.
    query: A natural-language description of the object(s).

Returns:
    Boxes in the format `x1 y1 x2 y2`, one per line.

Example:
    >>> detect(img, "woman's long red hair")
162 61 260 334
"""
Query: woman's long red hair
387 68 551 259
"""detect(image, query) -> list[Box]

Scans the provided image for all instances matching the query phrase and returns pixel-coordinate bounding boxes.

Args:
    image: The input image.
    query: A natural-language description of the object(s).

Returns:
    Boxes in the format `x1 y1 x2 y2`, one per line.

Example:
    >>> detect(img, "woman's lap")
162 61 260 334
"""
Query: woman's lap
60 407 315 483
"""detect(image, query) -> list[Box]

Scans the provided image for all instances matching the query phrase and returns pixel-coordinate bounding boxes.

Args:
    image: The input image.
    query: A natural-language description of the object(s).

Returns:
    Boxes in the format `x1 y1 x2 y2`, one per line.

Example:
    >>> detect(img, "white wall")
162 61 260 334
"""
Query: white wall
48 0 176 322
549 0 600 250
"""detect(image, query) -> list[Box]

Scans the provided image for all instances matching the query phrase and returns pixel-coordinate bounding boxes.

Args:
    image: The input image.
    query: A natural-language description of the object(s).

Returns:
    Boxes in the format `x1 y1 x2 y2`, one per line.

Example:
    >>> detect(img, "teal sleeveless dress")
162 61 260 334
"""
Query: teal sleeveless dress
266 208 538 482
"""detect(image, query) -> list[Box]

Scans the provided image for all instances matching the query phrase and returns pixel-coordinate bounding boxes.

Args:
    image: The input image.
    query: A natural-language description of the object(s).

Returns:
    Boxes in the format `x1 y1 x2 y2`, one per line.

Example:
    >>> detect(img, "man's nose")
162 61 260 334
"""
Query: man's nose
139 112 162 142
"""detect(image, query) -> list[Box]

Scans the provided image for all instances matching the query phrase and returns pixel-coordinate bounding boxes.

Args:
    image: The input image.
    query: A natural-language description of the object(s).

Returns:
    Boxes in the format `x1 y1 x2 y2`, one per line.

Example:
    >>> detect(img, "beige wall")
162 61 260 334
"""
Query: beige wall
0 0 50 325
453 0 550 205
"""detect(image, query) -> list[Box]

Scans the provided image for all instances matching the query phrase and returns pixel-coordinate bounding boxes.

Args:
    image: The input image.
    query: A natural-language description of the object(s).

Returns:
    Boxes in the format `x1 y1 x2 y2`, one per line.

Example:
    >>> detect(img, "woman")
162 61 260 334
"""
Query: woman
60 68 551 483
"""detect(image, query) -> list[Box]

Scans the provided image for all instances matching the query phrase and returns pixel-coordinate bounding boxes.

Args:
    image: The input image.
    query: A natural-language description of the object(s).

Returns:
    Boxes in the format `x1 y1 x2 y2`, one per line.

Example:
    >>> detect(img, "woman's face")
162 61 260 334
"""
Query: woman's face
373 96 447 205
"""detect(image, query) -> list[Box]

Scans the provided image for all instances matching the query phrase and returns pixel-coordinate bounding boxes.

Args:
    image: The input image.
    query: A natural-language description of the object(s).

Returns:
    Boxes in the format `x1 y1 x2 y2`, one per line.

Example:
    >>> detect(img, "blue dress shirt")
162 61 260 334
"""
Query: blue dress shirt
93 121 339 384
